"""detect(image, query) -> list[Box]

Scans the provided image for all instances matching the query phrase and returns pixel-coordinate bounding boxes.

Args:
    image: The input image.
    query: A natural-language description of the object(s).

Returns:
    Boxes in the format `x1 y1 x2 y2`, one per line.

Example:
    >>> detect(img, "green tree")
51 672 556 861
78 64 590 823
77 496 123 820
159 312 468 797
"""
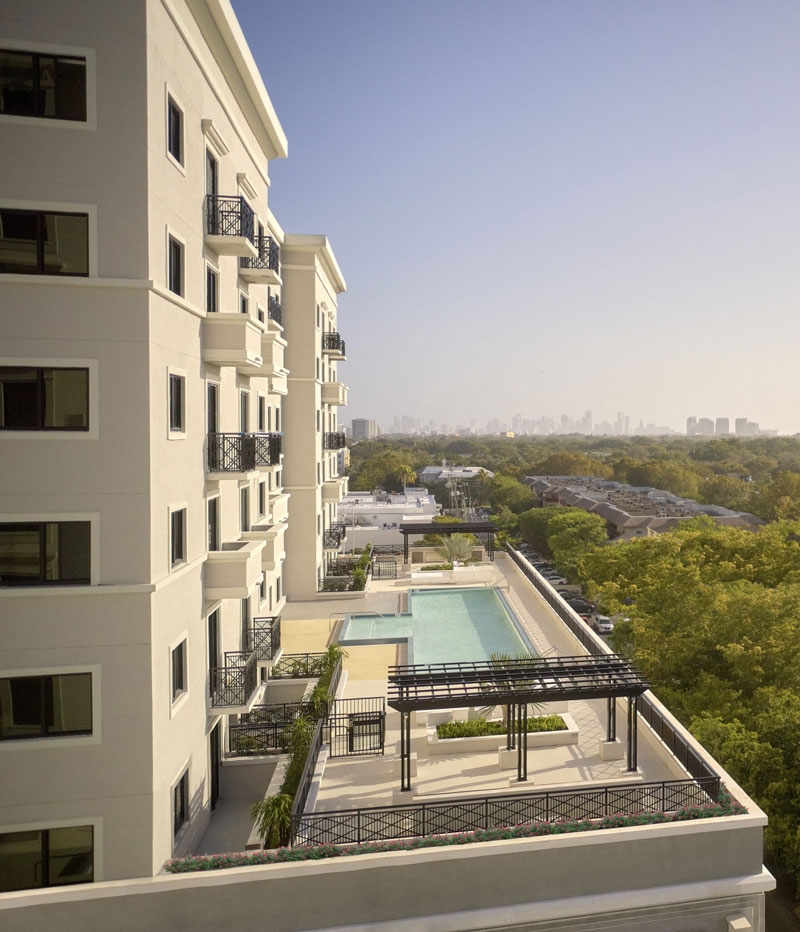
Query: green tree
547 511 607 581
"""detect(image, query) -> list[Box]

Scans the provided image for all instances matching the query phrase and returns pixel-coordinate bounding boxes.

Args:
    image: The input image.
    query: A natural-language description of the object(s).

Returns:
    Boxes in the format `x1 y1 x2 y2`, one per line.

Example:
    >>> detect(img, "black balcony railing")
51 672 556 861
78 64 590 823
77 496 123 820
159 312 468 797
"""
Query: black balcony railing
207 432 282 472
322 432 347 450
209 650 258 708
268 295 282 326
205 195 255 244
240 234 280 274
290 776 722 847
323 530 342 550
322 332 346 357
270 652 329 679
247 615 281 662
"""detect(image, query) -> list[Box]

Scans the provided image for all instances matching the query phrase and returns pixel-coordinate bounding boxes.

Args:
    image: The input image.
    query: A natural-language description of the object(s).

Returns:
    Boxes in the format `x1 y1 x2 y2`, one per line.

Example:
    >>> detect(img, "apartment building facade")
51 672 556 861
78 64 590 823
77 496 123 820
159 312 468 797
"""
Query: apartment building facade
0 0 346 892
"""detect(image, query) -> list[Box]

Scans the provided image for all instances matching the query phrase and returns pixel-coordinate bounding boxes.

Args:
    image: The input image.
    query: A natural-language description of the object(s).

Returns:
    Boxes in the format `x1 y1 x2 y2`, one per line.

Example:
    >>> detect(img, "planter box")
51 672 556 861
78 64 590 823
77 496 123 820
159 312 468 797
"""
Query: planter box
427 713 578 756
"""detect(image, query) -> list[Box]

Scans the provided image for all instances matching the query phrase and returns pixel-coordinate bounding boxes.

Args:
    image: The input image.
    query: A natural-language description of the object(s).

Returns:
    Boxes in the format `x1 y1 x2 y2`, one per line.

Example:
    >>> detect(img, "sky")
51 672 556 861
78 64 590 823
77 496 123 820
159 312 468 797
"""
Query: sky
232 0 800 434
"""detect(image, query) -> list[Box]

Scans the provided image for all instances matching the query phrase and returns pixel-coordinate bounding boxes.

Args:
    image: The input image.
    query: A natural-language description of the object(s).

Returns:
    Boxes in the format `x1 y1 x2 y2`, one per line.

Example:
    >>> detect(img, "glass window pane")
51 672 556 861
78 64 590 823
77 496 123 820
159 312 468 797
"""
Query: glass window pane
48 826 93 886
42 213 88 276
0 210 39 273
0 677 43 739
42 369 89 429
0 367 40 428
44 523 60 581
0 831 43 892
51 674 92 734
0 50 36 117
53 58 86 121
54 522 91 583
0 525 41 585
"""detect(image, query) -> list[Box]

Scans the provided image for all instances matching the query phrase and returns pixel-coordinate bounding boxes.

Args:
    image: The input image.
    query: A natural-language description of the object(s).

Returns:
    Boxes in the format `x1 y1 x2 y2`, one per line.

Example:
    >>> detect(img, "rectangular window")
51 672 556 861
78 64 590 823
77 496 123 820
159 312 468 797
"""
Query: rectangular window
206 150 218 197
275 408 280 432
206 266 218 313
207 497 219 552
239 391 249 433
240 596 250 650
0 209 88 276
166 95 183 164
168 374 184 432
239 292 248 316
0 825 93 893
168 235 183 296
257 396 266 432
0 673 92 741
276 576 281 602
0 49 87 121
207 382 219 434
0 522 90 586
173 771 189 839
258 482 266 517
240 486 250 533
170 509 186 568
171 641 186 701
259 572 266 603
0 366 88 430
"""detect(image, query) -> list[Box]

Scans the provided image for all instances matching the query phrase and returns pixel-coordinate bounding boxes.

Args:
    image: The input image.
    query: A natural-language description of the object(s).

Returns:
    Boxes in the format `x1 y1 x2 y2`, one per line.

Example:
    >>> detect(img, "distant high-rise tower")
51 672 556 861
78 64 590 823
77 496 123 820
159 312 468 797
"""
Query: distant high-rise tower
715 417 729 436
686 417 698 436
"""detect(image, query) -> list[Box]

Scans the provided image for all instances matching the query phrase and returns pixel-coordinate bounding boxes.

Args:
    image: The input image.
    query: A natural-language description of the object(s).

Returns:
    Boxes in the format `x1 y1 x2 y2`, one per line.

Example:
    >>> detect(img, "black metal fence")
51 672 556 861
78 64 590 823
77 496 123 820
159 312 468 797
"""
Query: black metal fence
241 234 280 273
247 616 281 662
291 720 325 827
207 432 282 472
327 698 385 758
322 332 346 356
270 653 329 679
371 557 398 579
205 195 254 243
322 431 347 450
268 295 282 326
209 650 258 708
504 544 721 784
290 776 721 847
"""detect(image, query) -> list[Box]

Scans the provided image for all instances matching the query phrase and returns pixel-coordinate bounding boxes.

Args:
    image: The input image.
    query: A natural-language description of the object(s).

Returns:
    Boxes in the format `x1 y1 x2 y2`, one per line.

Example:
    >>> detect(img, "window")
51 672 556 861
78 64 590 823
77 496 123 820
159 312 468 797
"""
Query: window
257 395 266 432
207 497 219 552
173 770 189 839
258 482 266 517
206 266 218 313
206 382 219 433
0 209 88 276
0 673 92 740
0 366 88 430
275 407 280 432
240 486 250 532
239 292 248 316
0 825 93 892
257 306 265 323
258 572 266 603
0 49 87 121
170 508 186 568
240 597 250 649
167 235 183 296
316 304 320 327
239 390 249 433
166 95 183 165
168 374 184 432
171 641 186 701
276 576 281 602
206 150 218 197
0 522 90 586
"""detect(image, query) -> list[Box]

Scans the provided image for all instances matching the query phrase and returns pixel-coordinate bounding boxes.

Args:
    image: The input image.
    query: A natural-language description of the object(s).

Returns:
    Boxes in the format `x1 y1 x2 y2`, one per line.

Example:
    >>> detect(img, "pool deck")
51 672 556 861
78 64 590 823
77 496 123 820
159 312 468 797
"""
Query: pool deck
283 554 685 813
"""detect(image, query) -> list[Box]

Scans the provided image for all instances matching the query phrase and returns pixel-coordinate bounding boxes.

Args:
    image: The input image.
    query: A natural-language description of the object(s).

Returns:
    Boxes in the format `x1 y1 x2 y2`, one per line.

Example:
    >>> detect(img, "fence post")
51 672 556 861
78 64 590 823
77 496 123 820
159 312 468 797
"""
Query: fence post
357 808 362 844
421 802 426 838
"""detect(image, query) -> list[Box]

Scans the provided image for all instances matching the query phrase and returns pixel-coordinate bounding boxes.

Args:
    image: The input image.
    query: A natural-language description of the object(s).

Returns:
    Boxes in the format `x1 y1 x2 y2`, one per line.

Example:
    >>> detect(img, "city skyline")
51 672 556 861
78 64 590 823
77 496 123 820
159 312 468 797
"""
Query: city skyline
234 0 800 434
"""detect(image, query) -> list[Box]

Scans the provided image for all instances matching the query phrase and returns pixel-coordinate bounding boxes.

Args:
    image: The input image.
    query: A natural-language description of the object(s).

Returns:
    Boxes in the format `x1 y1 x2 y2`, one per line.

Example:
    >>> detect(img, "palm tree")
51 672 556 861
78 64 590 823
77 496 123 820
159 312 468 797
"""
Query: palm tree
399 464 417 493
250 793 294 848
436 533 475 565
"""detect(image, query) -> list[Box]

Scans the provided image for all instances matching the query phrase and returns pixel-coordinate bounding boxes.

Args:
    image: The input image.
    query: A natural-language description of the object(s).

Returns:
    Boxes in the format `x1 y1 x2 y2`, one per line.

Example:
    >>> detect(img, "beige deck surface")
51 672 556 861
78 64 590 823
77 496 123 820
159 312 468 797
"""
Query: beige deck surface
284 553 683 811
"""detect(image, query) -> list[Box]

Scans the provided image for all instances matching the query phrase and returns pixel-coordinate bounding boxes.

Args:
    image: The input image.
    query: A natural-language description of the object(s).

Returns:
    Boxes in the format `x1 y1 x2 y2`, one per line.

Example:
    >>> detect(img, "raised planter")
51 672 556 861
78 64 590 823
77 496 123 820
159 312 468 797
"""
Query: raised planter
427 712 578 756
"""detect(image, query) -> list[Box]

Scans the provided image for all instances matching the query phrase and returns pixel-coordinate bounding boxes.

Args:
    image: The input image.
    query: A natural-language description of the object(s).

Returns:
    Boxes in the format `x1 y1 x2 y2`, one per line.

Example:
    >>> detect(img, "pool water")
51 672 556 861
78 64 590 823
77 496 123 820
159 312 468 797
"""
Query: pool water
340 587 534 664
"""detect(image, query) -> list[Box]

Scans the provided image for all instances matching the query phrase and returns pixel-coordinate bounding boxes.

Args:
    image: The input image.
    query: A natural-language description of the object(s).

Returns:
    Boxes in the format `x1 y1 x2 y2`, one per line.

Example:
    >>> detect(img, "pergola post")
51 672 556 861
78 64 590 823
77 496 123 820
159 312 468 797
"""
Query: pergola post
626 695 638 772
399 710 412 791
516 703 528 781
607 696 616 742
403 532 408 565
506 704 514 750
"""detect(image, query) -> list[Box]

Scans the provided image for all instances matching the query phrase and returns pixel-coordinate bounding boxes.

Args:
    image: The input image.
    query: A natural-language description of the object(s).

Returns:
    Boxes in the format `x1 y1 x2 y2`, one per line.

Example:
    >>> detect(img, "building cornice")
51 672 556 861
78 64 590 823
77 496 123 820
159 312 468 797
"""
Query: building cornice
282 235 347 294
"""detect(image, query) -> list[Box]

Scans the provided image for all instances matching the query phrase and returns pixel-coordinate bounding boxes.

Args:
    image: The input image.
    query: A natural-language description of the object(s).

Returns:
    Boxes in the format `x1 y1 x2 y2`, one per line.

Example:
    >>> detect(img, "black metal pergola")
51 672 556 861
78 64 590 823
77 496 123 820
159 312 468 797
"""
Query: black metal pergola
399 521 496 563
388 655 650 790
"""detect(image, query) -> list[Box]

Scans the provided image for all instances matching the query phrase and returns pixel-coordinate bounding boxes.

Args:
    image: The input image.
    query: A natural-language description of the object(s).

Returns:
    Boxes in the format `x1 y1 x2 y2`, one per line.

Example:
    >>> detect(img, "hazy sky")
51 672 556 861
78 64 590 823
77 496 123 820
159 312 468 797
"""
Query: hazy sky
232 0 800 433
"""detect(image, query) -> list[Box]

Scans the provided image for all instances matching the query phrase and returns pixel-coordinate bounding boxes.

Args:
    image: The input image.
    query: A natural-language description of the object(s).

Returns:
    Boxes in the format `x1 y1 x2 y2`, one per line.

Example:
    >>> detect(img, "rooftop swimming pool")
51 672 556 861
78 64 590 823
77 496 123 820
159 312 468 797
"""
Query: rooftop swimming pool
339 587 535 664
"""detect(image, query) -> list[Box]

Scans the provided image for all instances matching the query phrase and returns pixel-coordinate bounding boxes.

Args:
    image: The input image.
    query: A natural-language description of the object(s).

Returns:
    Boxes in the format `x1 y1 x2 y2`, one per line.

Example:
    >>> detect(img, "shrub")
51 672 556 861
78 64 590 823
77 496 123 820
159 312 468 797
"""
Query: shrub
436 715 567 739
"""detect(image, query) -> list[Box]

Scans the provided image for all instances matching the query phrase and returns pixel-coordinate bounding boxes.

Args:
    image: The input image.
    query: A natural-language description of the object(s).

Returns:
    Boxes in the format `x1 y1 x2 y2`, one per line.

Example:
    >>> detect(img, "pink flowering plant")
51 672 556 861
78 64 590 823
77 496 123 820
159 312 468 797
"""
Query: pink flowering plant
164 788 746 874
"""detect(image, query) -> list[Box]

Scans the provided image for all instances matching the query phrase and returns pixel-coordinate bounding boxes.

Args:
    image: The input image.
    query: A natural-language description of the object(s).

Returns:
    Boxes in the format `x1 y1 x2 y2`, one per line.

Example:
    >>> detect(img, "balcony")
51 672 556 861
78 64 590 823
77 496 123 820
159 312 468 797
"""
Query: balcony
322 332 346 359
268 295 283 327
239 234 281 285
203 313 264 371
322 431 347 450
322 476 348 504
270 492 290 525
269 370 288 395
204 195 257 257
207 433 282 474
242 520 287 570
246 615 282 664
209 650 259 711
321 381 348 407
261 331 287 374
204 540 265 599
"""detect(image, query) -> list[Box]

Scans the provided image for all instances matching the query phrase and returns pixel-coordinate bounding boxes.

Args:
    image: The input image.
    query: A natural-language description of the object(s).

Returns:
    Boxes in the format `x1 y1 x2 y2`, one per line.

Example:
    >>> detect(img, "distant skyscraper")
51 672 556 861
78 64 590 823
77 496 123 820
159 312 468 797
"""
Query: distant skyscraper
697 418 714 436
715 417 729 436
686 417 698 436
351 418 378 441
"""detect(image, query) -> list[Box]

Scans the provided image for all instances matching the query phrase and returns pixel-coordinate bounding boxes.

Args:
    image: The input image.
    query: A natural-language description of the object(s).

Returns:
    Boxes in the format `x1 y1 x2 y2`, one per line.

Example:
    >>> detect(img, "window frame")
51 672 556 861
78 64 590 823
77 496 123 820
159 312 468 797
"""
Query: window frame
239 483 250 533
167 231 185 297
165 90 184 170
0 40 96 131
0 521 92 587
167 368 186 438
170 639 187 704
206 495 220 552
205 263 219 314
169 505 187 571
0 822 96 892
172 767 190 842
0 207 90 277
0 365 89 432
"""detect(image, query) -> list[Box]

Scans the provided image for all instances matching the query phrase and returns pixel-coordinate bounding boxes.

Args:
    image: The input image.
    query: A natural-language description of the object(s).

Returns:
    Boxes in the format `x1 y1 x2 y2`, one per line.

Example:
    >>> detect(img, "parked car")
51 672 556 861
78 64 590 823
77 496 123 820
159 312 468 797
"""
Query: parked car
566 598 595 613
545 575 568 586
590 615 614 635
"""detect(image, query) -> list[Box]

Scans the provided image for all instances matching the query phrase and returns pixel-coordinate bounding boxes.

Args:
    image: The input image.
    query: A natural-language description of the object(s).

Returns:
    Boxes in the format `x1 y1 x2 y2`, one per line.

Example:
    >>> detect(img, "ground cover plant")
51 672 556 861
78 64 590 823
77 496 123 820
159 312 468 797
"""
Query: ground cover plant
437 715 566 739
